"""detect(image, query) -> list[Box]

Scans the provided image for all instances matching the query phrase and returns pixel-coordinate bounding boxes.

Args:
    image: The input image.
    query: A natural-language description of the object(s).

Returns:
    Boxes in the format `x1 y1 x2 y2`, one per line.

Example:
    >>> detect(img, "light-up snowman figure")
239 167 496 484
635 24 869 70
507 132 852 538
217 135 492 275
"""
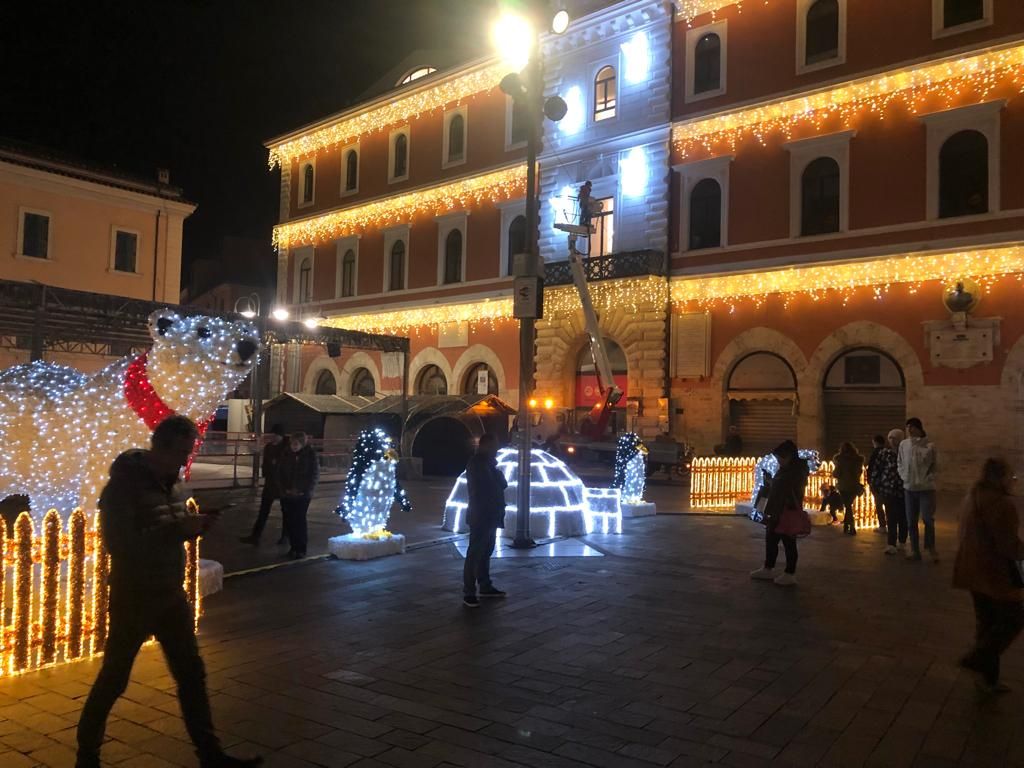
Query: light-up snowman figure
337 428 411 537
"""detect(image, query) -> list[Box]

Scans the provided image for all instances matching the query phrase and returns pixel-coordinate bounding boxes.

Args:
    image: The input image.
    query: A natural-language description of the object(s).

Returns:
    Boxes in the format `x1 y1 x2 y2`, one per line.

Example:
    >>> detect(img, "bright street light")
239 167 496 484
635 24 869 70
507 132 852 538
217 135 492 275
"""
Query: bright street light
303 317 319 329
491 12 533 71
552 9 569 34
239 309 256 319
271 307 290 321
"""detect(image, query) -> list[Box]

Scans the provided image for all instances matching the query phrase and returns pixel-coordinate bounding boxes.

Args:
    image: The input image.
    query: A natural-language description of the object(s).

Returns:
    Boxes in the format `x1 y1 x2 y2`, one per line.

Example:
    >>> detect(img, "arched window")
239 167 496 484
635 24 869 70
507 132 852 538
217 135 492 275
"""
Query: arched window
341 249 356 297
693 33 722 95
399 66 437 85
594 66 617 121
299 257 313 302
805 0 839 64
301 164 314 204
314 369 337 395
944 0 984 28
389 241 405 291
417 364 448 395
444 229 462 284
393 133 408 179
447 114 465 163
351 367 376 396
800 157 840 236
507 214 527 275
726 352 799 453
939 130 988 219
344 150 358 192
688 178 722 250
463 363 498 395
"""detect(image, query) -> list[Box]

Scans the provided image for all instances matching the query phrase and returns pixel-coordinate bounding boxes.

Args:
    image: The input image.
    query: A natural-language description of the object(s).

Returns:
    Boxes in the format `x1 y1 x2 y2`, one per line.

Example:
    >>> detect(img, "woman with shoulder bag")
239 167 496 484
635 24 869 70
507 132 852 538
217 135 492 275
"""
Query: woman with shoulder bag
751 440 810 587
953 458 1024 694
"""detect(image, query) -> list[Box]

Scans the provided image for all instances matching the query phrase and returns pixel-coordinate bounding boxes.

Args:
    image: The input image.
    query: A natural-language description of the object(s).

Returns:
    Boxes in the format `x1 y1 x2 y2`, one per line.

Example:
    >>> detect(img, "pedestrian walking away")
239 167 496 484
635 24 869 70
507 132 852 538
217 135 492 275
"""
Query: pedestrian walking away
463 433 508 607
832 441 865 535
953 457 1024 695
867 434 888 534
239 423 287 546
751 440 809 587
278 430 319 559
878 429 908 554
76 415 261 768
899 417 939 562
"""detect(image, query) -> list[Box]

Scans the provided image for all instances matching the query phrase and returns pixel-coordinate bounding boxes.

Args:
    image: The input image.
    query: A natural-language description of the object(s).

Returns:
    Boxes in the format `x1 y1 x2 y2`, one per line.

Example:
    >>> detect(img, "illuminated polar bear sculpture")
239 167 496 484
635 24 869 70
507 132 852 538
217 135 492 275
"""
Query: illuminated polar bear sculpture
0 309 259 517
443 448 588 538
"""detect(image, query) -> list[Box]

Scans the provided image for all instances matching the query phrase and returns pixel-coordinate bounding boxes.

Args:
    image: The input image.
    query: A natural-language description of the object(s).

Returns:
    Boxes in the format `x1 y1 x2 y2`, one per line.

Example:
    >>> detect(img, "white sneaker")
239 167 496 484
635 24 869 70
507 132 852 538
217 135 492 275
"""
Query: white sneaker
884 545 898 555
750 567 775 581
774 572 797 586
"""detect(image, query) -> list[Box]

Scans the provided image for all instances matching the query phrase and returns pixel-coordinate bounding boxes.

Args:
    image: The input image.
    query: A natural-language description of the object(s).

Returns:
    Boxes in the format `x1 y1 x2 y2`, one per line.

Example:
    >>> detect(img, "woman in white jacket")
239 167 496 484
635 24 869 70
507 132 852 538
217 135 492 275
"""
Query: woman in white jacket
898 417 938 562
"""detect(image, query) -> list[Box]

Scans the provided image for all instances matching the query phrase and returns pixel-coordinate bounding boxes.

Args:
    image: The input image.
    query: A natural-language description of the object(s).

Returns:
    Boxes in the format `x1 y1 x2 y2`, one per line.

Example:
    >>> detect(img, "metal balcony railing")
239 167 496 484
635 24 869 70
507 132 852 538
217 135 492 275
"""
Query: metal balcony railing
543 250 665 286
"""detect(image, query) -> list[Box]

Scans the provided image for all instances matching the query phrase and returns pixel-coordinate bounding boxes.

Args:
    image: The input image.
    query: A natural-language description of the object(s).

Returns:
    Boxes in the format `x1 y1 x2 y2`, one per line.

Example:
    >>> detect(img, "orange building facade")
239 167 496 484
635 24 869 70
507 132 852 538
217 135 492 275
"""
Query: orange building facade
270 0 1024 488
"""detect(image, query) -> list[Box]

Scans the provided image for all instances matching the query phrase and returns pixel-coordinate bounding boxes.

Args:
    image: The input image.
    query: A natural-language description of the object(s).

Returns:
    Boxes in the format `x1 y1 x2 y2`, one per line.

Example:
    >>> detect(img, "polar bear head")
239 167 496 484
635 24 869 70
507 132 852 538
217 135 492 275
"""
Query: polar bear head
143 309 260 417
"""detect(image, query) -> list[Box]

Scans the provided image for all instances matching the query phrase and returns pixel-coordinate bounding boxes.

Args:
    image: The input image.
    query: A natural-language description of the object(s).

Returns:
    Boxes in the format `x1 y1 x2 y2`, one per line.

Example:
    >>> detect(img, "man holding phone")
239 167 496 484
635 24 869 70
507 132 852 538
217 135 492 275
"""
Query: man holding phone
76 415 261 768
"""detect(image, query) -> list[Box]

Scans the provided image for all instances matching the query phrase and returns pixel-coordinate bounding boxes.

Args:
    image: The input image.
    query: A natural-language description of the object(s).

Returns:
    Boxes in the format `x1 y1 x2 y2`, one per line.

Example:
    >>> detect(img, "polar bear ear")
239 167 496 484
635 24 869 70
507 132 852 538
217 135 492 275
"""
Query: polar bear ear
148 309 180 340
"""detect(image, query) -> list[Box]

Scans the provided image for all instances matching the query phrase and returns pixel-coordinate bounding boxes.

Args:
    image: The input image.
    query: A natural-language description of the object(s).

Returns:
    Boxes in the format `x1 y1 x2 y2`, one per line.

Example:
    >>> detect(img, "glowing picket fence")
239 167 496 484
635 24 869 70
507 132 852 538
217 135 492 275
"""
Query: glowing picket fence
1 509 201 677
690 457 878 528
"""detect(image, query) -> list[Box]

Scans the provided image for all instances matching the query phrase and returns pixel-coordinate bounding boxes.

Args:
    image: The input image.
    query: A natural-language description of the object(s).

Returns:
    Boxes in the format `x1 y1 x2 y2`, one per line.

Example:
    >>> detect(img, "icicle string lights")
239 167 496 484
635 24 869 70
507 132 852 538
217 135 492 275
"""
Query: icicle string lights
268 63 509 168
673 43 1024 159
677 0 763 25
273 165 527 250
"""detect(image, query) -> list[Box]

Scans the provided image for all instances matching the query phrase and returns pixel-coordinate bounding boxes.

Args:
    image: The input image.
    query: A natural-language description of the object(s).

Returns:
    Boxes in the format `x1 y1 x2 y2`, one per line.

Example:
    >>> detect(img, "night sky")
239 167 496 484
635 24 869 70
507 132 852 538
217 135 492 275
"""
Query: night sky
2 0 493 283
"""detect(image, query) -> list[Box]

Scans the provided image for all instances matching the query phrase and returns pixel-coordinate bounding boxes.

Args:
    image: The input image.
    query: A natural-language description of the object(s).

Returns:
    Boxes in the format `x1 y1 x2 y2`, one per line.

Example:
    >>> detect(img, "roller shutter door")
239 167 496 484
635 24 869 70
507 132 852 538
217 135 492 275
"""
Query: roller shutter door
823 390 905 457
729 399 797 456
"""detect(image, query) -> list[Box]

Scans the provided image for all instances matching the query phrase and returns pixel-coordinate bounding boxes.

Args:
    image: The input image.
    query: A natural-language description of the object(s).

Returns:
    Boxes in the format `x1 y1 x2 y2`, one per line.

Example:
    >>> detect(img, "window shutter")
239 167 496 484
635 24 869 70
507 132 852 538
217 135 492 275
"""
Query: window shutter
671 312 710 378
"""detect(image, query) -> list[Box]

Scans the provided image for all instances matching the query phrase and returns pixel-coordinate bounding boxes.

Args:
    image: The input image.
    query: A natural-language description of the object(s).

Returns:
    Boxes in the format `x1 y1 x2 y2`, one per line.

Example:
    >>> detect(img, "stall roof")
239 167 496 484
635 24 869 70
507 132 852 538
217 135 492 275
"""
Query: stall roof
263 392 515 416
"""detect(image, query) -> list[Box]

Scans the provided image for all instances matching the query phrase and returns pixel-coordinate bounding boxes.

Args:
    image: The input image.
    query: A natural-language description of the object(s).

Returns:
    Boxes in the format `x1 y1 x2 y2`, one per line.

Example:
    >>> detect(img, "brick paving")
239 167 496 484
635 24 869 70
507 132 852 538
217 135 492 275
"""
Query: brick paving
3 509 1022 767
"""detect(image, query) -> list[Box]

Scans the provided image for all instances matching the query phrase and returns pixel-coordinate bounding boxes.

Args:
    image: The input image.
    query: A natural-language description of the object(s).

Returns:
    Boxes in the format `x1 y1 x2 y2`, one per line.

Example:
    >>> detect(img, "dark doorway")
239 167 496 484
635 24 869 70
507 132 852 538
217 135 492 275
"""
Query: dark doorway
412 416 474 476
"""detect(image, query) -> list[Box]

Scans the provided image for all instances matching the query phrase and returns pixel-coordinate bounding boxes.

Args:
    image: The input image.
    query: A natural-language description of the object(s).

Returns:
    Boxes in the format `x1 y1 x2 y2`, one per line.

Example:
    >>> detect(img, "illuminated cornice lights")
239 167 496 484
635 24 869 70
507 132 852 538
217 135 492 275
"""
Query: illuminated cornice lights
670 246 1024 310
268 63 507 168
273 165 527 249
322 275 668 335
672 44 1024 158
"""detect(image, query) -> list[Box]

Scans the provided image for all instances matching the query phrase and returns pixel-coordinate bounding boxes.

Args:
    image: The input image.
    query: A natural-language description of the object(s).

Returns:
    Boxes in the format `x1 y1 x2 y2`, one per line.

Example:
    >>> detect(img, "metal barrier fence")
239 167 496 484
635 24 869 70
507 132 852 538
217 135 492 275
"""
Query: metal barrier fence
690 456 877 528
193 432 356 486
1 509 200 677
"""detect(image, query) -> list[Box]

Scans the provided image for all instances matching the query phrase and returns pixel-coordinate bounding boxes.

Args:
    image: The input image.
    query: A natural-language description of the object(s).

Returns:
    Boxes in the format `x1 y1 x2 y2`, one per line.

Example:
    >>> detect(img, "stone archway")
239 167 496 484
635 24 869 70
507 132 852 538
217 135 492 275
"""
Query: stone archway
302 356 341 394
407 347 453 396
338 351 382 396
1001 334 1024 469
451 345 509 399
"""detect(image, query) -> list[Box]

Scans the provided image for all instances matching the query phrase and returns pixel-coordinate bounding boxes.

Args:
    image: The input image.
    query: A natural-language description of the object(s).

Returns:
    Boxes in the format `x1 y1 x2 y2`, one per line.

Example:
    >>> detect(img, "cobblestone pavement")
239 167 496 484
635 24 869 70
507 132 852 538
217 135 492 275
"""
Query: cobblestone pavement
3 510 1021 768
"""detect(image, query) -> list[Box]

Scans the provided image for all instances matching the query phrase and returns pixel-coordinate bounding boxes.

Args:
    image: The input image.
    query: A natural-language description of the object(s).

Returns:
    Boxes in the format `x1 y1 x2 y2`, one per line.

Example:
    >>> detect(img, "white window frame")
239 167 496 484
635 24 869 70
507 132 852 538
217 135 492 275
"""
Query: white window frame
334 236 360 298
442 106 468 169
932 0 993 39
784 130 855 238
505 96 527 151
383 224 410 291
110 226 141 274
298 159 316 208
388 127 411 184
675 155 732 253
919 99 1003 221
685 21 727 104
436 212 468 285
591 59 619 124
498 199 527 276
293 246 315 304
340 143 360 197
796 0 847 75
16 207 52 260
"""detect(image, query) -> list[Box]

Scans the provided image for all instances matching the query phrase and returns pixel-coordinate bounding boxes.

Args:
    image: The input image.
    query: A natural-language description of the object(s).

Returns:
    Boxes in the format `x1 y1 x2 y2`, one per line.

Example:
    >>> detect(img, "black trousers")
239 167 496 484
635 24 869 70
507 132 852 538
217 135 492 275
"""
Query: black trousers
840 492 858 531
464 526 497 596
872 492 888 530
765 530 798 574
964 592 1024 685
249 486 281 540
281 495 311 555
78 587 220 762
885 494 907 546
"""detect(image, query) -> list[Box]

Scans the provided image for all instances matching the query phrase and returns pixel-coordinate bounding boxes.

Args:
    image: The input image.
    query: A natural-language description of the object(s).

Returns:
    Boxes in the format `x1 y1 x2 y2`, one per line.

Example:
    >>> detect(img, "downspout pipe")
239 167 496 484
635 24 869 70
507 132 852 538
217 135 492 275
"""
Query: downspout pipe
152 208 161 301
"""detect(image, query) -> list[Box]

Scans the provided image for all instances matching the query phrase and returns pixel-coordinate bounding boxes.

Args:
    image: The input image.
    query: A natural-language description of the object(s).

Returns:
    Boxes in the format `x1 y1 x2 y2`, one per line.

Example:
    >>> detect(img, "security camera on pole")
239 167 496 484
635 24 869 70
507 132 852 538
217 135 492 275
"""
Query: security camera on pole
492 6 569 548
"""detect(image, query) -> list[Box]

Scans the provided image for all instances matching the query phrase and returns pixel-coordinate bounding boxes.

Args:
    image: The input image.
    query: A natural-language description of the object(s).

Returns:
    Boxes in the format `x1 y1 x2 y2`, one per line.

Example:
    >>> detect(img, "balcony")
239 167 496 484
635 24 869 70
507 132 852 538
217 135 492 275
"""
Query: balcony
543 249 665 286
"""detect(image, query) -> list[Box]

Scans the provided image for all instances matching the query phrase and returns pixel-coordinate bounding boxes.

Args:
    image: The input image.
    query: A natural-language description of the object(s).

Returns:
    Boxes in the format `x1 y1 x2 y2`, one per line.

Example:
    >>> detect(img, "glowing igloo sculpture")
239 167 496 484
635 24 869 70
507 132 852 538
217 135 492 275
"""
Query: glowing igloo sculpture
442 448 587 538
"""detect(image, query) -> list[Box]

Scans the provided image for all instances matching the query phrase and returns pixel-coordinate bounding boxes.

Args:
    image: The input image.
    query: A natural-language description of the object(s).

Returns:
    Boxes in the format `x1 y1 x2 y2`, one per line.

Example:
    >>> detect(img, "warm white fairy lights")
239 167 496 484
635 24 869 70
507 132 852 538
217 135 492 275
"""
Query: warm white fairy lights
0 310 258 517
673 43 1024 159
268 62 508 168
671 246 1024 311
273 165 527 250
443 448 588 538
337 428 411 537
676 0 763 25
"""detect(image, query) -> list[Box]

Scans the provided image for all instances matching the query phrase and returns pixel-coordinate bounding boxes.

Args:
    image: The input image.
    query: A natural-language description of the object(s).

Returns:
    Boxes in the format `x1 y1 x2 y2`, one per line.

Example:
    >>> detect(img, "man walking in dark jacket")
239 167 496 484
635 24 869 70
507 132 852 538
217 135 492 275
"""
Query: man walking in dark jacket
239 424 287 545
76 416 261 768
463 433 508 607
278 430 319 559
